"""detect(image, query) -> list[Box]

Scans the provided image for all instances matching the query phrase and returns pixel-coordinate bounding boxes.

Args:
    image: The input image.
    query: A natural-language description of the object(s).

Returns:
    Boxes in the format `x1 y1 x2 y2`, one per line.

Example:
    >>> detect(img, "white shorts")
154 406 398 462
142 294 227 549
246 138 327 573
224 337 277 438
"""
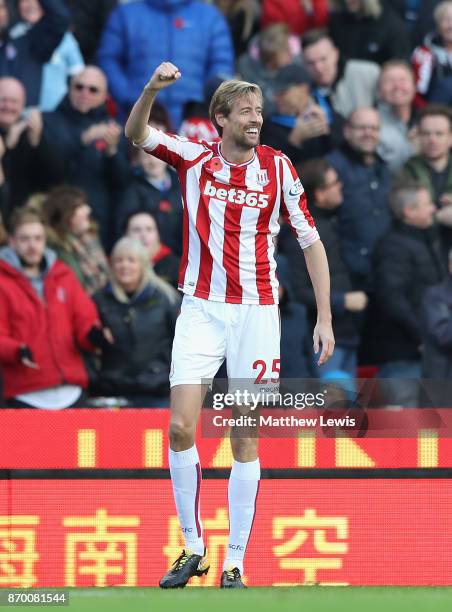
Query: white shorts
170 295 280 388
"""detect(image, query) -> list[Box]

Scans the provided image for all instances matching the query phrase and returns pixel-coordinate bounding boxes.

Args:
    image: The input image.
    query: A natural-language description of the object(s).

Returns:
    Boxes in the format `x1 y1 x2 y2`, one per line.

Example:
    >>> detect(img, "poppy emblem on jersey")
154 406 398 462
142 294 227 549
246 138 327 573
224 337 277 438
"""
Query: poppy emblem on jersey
256 169 269 186
210 157 223 173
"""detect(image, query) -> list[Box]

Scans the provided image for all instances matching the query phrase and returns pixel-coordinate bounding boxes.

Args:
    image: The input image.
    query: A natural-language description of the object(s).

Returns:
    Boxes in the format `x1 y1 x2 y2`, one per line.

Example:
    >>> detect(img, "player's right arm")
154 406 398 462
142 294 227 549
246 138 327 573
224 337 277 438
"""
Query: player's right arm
125 62 208 170
125 62 181 144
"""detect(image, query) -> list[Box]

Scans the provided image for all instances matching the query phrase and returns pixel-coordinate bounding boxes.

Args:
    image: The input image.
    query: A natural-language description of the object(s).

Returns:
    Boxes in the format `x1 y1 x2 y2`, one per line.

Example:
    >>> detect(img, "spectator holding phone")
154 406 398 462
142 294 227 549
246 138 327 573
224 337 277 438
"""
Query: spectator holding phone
260 63 343 162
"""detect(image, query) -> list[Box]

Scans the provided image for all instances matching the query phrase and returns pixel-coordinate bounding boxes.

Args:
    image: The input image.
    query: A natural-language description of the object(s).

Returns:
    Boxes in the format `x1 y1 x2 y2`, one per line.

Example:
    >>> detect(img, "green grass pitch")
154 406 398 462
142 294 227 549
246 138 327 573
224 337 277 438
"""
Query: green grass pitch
14 586 449 612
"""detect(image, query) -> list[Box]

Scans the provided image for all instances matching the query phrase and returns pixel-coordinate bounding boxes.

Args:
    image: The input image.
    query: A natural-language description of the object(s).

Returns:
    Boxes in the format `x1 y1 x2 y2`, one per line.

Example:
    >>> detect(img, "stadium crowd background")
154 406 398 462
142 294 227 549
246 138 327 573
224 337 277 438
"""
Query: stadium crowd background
0 0 451 408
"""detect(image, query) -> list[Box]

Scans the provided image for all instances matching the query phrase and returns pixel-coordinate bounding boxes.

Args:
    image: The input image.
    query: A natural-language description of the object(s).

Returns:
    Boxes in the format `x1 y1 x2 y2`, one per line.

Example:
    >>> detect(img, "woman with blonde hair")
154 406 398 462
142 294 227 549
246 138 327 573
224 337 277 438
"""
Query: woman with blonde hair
90 237 179 407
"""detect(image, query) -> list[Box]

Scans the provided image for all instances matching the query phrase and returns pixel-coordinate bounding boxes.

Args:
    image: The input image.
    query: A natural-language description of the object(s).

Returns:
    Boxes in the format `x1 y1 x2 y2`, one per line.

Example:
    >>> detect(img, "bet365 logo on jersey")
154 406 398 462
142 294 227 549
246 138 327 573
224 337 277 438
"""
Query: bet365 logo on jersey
204 180 269 208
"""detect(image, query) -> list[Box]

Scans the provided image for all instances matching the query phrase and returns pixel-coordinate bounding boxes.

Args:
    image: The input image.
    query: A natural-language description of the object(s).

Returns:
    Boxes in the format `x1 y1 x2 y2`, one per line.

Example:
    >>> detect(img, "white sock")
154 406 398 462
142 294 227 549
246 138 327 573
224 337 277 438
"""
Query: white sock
223 458 260 573
169 445 204 555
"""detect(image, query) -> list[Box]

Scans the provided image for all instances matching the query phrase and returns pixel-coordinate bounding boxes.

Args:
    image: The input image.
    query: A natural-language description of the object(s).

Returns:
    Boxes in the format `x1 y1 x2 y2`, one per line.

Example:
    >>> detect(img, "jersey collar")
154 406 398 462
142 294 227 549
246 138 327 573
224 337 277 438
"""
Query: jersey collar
218 142 256 167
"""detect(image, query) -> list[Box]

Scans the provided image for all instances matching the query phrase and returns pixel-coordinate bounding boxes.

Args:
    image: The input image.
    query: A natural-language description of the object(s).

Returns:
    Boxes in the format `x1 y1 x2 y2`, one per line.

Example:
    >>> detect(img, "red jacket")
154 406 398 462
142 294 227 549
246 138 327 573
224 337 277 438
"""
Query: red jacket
261 0 329 35
0 256 100 398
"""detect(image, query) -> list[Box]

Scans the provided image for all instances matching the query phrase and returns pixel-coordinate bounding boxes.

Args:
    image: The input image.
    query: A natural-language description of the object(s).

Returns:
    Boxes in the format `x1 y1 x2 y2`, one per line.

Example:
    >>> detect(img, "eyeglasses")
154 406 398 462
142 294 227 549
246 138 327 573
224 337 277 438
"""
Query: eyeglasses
72 83 101 94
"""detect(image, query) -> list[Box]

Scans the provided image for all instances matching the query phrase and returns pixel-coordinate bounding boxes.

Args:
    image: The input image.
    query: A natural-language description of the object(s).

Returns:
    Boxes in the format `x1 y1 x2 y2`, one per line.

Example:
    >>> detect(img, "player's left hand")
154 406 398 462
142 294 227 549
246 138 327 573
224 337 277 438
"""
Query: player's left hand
313 321 335 366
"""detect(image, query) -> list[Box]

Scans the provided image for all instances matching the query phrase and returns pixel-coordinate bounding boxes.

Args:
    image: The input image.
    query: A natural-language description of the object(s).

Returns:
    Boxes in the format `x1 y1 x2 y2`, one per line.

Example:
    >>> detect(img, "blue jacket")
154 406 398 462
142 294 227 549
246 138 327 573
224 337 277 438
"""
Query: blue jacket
97 0 234 127
325 144 392 291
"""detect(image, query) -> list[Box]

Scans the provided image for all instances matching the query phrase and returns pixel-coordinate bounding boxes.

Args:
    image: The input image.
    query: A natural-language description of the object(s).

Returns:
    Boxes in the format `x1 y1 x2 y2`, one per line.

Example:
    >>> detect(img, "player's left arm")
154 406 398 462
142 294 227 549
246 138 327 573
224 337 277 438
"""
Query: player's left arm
303 240 335 366
279 155 334 365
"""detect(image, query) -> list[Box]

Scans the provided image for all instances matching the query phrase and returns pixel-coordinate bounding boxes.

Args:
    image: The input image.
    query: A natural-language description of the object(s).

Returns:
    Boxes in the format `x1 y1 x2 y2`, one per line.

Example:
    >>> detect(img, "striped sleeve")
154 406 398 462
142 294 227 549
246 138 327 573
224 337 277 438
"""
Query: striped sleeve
279 155 319 249
133 125 209 171
411 45 434 96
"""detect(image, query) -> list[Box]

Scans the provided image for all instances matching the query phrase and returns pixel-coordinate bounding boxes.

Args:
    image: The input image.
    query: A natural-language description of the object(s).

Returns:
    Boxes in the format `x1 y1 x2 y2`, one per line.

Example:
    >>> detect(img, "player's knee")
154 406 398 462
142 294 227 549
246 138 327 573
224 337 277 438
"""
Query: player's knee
169 419 194 447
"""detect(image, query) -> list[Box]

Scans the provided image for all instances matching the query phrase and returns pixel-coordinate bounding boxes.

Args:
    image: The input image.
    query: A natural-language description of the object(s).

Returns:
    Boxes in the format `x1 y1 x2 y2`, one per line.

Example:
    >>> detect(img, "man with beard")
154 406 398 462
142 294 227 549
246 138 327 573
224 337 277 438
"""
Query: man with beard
398 105 452 258
125 62 334 588
0 208 102 408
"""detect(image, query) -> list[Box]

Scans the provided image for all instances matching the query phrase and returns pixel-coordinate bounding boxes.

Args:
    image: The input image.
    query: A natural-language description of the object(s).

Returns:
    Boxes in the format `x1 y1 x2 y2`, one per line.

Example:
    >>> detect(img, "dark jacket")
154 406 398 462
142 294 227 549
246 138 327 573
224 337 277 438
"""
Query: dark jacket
397 153 452 257
373 221 445 363
92 282 178 399
279 208 360 348
97 0 234 126
64 0 118 62
325 143 392 290
275 253 312 379
0 0 70 106
152 244 180 289
116 167 183 255
422 276 452 379
43 96 131 248
329 4 411 65
0 126 64 220
387 0 439 47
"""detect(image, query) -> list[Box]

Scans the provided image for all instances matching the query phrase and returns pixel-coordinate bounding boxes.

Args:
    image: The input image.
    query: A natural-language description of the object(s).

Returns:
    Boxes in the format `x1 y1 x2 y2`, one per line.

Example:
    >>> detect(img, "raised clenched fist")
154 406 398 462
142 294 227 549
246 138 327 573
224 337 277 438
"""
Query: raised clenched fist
145 62 181 92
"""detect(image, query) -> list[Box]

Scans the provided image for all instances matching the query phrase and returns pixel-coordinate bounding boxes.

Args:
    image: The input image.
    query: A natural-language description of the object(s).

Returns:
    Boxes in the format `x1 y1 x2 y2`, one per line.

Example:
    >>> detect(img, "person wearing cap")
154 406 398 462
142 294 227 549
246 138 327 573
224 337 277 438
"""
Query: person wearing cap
260 63 344 163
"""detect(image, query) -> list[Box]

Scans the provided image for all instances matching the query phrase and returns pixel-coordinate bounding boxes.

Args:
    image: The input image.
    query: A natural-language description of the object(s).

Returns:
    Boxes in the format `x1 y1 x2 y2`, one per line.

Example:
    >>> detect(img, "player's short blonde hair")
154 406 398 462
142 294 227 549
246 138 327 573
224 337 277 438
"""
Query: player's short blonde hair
209 79 263 136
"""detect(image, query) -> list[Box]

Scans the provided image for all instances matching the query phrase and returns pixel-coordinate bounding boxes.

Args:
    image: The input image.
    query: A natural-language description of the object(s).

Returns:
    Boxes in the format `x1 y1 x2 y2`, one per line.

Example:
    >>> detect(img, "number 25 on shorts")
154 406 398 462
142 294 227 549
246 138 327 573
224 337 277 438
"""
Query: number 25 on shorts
253 359 280 384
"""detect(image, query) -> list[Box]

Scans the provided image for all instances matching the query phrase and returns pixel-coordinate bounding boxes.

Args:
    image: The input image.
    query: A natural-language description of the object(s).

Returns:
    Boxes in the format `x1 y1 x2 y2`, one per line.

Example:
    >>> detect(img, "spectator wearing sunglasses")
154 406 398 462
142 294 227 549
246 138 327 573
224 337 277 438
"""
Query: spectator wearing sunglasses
42 65 130 249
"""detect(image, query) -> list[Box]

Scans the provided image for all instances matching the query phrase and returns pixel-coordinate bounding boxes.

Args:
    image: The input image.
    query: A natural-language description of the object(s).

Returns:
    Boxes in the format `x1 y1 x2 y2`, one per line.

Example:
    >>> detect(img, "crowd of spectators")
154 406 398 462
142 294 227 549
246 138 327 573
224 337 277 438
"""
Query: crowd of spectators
0 0 451 408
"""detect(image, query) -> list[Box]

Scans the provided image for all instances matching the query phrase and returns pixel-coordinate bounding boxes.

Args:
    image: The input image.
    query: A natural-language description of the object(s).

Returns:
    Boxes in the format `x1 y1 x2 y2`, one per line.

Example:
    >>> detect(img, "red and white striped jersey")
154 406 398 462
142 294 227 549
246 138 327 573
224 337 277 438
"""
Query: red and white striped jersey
136 126 319 305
